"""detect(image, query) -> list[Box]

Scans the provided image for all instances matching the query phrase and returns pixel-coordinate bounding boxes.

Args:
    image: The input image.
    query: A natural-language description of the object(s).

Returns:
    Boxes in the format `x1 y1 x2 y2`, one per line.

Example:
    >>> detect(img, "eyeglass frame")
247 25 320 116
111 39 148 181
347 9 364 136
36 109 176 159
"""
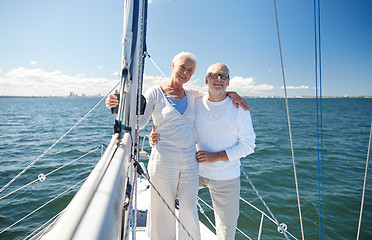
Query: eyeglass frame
206 73 230 80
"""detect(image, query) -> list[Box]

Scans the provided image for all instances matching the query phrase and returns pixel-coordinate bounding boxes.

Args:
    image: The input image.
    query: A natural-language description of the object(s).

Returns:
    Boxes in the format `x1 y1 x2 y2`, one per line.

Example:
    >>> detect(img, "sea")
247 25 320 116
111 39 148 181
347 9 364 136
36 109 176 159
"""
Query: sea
0 97 371 240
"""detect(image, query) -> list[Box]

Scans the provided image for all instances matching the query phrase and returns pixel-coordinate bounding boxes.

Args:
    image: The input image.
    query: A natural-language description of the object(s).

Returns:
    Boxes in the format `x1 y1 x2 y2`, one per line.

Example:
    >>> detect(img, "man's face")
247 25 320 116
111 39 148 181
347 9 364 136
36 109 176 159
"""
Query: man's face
206 64 230 95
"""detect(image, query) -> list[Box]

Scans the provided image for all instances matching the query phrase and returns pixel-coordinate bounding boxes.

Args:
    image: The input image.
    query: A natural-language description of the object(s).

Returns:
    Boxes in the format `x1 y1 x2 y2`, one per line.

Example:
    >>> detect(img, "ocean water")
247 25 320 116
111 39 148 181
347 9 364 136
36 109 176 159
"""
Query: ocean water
0 97 371 240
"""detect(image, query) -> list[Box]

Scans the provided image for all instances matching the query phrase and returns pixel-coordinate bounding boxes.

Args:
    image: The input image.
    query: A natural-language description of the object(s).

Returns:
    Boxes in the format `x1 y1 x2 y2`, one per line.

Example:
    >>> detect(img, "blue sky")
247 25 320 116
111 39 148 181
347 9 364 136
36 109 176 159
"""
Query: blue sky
0 0 371 97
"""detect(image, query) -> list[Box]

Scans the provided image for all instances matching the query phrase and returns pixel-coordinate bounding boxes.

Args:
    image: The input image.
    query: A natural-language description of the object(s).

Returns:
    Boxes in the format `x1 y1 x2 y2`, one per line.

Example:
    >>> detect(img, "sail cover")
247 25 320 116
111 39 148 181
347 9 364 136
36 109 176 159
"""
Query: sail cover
119 0 148 136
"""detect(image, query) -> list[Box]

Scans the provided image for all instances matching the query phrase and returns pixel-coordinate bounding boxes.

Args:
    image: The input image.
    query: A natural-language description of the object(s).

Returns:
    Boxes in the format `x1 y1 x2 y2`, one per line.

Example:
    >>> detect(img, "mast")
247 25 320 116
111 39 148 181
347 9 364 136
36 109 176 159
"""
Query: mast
117 0 148 139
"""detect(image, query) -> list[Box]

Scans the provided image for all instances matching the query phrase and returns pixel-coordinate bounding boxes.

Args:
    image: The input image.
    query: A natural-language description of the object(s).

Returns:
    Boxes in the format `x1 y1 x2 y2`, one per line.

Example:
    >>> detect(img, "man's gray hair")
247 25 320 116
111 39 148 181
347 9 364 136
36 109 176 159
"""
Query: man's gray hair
206 63 230 76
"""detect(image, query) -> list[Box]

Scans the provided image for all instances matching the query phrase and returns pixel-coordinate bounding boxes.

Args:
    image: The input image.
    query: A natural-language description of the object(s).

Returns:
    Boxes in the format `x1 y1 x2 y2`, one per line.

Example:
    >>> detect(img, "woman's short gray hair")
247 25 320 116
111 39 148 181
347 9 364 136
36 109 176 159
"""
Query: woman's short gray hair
172 52 198 69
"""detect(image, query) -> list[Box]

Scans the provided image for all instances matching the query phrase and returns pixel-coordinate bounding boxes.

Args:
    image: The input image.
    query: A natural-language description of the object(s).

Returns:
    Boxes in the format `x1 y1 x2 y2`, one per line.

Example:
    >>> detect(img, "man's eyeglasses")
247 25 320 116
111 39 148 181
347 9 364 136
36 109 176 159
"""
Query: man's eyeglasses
207 73 229 80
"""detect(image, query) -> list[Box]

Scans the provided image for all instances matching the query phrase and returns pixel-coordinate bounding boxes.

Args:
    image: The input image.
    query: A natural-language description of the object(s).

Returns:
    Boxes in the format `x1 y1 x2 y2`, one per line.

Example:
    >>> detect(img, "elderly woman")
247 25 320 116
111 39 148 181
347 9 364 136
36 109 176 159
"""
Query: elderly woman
106 52 247 240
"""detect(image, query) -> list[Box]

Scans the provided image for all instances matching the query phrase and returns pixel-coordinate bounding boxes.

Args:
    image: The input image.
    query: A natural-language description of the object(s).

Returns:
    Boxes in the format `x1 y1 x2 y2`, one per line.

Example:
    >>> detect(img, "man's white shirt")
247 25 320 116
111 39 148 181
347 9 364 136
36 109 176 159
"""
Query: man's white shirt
195 96 256 180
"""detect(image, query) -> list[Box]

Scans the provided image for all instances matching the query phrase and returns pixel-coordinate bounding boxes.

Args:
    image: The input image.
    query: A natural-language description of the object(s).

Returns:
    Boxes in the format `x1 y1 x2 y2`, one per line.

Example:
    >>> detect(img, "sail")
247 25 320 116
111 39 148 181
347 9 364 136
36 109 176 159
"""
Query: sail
35 0 148 239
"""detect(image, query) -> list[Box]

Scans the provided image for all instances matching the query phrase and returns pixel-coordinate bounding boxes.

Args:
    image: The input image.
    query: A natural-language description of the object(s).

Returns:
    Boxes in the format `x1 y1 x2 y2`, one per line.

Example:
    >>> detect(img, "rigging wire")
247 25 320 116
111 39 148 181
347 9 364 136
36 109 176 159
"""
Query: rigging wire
0 146 101 200
356 121 372 240
199 192 300 240
198 197 254 240
123 163 138 240
239 197 298 240
24 209 65 240
272 1 305 239
313 0 325 238
0 81 120 196
196 202 216 230
0 177 87 236
241 167 290 240
144 52 167 79
135 162 195 240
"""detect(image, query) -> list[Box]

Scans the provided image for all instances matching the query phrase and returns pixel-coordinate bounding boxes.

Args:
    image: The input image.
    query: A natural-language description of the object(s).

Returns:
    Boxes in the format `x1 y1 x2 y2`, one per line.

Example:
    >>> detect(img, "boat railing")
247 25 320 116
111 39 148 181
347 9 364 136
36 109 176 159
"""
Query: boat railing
36 133 133 239
197 195 298 240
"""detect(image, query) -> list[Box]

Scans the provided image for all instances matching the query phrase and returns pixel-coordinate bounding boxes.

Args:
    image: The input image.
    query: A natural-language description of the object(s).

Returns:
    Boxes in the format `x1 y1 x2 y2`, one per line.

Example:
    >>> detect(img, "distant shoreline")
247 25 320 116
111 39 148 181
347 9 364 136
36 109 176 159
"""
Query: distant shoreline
1 95 371 99
243 96 372 99
0 96 102 98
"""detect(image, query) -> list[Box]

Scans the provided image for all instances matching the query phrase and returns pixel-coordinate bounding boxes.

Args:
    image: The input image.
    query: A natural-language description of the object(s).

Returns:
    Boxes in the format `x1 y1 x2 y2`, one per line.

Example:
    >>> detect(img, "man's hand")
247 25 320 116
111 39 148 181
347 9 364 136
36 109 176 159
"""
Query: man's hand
105 89 119 109
196 150 229 163
149 124 160 147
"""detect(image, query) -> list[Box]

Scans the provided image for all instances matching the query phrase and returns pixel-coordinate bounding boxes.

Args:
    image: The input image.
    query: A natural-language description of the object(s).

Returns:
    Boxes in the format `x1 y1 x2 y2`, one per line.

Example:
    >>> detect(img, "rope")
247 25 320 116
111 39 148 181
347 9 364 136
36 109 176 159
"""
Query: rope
0 146 101 200
134 165 138 240
313 0 325 239
0 82 120 195
356 121 372 240
272 1 305 239
241 167 290 239
0 177 87 236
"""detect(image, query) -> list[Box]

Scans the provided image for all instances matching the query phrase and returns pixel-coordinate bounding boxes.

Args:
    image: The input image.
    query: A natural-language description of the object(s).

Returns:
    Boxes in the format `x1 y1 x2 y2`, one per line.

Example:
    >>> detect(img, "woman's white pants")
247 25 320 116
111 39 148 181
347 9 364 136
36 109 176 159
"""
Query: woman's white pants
147 145 200 240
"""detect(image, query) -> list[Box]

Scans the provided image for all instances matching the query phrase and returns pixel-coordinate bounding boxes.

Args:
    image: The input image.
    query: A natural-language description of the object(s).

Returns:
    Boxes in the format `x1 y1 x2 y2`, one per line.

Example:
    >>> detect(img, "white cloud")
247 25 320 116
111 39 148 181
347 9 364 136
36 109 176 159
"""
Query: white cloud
0 67 118 96
228 76 275 95
98 65 104 69
0 67 312 97
142 74 170 93
280 85 309 89
30 61 37 65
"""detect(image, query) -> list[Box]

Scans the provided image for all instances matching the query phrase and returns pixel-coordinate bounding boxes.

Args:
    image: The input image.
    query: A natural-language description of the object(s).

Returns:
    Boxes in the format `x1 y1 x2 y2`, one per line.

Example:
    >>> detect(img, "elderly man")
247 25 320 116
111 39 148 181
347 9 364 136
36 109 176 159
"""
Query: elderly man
150 63 256 240
194 63 256 240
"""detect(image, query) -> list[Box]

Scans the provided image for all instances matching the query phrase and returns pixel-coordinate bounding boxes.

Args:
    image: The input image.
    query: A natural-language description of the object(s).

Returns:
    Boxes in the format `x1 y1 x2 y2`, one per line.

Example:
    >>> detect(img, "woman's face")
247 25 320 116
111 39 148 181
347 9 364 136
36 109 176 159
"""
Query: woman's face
172 58 196 85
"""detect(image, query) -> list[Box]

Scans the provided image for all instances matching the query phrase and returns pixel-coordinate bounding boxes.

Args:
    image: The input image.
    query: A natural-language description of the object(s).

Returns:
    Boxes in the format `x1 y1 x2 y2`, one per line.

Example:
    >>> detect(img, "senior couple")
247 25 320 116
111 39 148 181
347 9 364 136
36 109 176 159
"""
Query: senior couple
106 52 256 240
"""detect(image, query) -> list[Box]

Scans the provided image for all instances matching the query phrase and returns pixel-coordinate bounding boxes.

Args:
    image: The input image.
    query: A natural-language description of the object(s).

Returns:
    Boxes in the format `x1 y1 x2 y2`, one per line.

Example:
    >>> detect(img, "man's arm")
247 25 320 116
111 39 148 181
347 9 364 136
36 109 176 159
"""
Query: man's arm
224 110 256 162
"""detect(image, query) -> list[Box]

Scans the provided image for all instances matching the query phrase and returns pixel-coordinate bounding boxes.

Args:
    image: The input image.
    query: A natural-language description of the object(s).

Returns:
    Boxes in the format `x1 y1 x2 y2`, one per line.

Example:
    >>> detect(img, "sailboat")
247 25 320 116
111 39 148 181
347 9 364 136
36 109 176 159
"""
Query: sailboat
1 0 370 239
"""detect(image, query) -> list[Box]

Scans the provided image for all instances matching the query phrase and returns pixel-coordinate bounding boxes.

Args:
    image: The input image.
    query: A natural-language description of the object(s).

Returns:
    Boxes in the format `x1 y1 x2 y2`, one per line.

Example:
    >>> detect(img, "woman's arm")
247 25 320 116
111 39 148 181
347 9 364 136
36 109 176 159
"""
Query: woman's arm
105 90 119 109
191 88 249 110
227 91 249 111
